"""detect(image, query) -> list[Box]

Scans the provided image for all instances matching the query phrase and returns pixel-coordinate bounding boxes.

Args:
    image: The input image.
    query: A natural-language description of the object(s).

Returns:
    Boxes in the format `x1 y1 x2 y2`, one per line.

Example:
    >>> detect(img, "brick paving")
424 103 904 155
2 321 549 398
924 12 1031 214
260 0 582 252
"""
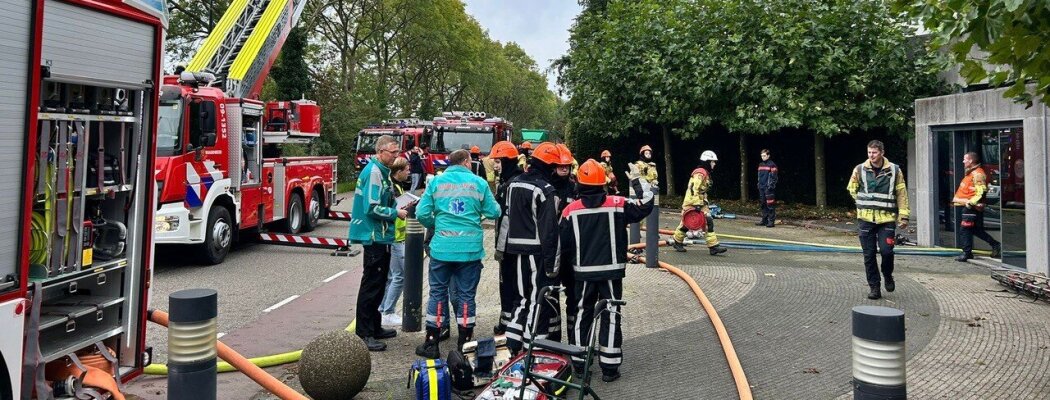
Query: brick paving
129 210 1050 399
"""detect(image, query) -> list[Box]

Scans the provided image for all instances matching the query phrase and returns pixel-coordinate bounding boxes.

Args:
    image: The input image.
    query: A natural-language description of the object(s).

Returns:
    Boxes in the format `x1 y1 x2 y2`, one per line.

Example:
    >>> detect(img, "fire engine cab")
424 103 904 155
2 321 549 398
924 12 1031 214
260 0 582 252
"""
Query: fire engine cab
153 0 335 265
429 111 512 169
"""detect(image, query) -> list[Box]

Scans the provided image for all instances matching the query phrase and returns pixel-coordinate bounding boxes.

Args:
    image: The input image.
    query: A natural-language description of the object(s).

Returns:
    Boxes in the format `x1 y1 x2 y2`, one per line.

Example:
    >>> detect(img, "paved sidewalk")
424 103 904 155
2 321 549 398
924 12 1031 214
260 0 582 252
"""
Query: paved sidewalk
128 210 1050 399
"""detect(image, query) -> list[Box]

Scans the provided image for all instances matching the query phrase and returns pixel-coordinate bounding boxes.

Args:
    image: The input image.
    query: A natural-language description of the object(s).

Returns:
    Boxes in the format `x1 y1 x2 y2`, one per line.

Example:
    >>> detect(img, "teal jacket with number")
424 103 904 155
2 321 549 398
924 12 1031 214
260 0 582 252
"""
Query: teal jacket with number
416 165 501 262
348 156 398 245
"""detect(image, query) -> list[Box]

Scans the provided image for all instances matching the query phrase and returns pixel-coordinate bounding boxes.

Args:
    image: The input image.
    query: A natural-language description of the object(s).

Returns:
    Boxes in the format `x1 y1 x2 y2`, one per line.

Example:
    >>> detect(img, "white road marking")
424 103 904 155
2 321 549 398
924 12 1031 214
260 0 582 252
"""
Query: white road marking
323 270 348 283
217 332 226 339
264 295 299 313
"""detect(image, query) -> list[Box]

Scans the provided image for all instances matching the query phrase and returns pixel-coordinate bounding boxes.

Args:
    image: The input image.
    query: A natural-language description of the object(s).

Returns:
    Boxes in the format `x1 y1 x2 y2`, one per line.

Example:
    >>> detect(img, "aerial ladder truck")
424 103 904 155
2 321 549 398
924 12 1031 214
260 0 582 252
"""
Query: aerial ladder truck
154 0 354 265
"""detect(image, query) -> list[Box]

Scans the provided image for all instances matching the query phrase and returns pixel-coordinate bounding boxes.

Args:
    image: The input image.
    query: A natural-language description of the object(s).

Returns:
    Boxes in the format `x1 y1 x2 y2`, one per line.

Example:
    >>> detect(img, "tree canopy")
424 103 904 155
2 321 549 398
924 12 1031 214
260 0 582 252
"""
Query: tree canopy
558 0 944 200
166 0 560 178
895 0 1050 105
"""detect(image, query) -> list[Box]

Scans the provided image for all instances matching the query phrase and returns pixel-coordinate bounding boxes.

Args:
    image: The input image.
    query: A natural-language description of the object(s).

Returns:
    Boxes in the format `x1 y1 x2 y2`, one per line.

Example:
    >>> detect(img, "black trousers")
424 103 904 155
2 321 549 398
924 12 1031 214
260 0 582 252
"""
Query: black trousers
505 253 559 352
758 189 776 224
497 256 518 330
558 265 577 341
571 279 624 371
356 243 391 339
960 208 999 254
858 220 895 287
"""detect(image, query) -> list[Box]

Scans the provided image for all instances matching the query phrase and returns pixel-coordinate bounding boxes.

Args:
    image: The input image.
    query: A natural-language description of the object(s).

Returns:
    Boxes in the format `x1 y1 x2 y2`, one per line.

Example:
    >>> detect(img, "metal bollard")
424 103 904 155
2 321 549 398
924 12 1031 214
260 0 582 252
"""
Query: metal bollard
168 289 218 400
851 306 907 400
630 223 641 245
403 218 426 332
644 199 660 268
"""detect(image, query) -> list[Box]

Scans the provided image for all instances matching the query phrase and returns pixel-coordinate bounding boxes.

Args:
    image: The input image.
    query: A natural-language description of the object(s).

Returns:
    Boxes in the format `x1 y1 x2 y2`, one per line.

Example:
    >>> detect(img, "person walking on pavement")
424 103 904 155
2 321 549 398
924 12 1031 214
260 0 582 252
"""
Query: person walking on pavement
378 157 413 327
847 140 910 300
756 149 779 227
503 142 562 354
490 141 524 335
953 151 1001 262
551 143 578 342
469 145 487 180
348 135 406 351
414 149 502 359
408 146 426 191
599 150 619 195
561 160 654 383
671 151 728 255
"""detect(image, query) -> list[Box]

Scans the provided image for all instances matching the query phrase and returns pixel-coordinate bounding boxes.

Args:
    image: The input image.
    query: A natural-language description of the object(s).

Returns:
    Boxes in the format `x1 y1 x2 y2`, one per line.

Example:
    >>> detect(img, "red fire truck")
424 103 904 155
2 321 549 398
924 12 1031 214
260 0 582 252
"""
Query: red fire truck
2 1 166 397
354 118 433 172
429 111 513 169
153 0 337 265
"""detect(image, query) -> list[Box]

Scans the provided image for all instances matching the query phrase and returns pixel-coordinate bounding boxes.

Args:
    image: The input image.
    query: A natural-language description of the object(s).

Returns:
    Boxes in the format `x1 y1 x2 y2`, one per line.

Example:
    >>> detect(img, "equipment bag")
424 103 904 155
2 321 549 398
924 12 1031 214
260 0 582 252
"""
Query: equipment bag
407 359 452 400
445 350 474 391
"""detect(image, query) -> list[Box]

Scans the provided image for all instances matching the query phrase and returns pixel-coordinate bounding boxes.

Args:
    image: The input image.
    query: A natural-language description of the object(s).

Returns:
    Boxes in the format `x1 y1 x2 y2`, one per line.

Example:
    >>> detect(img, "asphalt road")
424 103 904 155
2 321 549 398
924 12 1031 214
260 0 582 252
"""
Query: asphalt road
147 197 356 363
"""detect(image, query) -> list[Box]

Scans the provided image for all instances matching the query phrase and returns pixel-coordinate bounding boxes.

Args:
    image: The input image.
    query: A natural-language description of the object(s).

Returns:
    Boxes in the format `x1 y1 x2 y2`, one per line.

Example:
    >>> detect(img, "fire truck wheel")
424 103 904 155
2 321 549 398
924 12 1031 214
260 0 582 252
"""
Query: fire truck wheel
285 192 305 234
202 206 233 265
303 188 322 232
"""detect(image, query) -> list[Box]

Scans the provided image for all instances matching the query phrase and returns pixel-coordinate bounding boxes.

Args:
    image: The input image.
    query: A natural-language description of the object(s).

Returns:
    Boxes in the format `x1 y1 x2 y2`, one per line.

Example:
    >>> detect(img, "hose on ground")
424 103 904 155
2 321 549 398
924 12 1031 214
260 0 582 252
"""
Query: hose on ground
635 256 753 400
147 309 338 400
642 227 991 256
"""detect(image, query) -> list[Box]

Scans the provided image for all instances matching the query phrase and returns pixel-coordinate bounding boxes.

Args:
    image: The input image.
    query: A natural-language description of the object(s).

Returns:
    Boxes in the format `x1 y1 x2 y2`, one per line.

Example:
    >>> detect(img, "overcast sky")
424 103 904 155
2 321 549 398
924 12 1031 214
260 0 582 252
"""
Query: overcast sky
462 0 582 93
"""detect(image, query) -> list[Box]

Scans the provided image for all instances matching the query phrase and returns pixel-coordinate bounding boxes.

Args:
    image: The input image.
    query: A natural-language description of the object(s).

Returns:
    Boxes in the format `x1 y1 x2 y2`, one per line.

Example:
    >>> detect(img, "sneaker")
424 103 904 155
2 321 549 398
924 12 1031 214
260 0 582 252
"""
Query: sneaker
709 245 728 256
362 336 387 351
375 327 397 340
991 243 1002 258
956 252 973 262
867 286 882 300
381 313 403 327
672 241 687 252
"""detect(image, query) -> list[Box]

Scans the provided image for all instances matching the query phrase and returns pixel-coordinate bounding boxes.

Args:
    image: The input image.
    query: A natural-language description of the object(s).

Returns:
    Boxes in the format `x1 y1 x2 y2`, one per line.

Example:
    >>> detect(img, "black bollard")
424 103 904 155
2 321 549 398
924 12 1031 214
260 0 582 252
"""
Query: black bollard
851 306 906 400
403 218 426 332
645 199 660 268
168 289 217 400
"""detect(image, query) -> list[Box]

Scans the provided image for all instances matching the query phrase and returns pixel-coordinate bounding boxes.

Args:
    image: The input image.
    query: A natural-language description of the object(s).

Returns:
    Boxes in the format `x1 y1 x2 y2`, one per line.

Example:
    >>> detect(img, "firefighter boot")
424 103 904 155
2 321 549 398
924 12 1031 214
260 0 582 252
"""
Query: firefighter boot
672 240 687 252
956 252 974 262
416 327 441 359
439 326 451 342
991 243 1002 258
884 277 895 293
457 327 474 350
867 286 882 300
709 245 728 256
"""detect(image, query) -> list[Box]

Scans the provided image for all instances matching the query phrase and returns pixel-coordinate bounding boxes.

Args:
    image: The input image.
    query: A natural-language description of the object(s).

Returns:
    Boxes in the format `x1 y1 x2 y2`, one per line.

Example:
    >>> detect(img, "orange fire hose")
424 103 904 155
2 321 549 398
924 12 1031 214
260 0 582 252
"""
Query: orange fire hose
148 310 308 400
634 256 753 400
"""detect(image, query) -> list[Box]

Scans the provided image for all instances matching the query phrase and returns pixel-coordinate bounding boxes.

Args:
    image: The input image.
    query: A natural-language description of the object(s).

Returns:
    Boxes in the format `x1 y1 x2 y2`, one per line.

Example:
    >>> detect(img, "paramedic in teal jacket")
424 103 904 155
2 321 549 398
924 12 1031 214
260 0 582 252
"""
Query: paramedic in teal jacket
349 135 407 352
414 149 502 359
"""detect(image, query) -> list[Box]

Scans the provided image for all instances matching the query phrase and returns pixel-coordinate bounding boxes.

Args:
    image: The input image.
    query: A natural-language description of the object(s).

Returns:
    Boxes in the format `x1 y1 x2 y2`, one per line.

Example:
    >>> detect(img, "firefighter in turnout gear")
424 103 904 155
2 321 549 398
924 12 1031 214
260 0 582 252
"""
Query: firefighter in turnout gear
491 141 523 335
633 145 659 188
953 151 1001 262
503 142 563 353
599 150 620 195
551 143 578 342
672 151 728 255
847 140 910 300
756 149 779 227
561 159 654 382
517 141 533 171
469 145 486 180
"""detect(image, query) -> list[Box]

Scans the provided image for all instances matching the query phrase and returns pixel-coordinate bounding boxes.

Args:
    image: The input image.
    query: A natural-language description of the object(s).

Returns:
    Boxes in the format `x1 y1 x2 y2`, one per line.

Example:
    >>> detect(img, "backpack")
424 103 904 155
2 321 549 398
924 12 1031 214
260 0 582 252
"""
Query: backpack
408 359 452 400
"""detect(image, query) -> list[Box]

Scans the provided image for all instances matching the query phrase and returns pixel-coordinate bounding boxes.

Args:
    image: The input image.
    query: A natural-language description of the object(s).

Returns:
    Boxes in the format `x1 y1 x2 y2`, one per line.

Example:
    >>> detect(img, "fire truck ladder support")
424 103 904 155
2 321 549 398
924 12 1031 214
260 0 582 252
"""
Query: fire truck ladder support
257 233 360 257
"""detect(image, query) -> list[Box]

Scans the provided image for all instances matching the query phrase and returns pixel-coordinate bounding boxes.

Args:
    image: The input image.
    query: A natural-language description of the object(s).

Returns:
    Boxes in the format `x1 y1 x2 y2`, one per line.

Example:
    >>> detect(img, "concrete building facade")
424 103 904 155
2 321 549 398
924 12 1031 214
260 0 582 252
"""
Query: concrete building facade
913 87 1050 274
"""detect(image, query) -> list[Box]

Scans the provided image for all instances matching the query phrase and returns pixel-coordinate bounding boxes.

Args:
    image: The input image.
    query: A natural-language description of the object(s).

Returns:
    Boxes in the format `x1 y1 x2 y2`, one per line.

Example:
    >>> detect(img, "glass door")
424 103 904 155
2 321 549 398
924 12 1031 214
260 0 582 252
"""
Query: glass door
934 126 1026 269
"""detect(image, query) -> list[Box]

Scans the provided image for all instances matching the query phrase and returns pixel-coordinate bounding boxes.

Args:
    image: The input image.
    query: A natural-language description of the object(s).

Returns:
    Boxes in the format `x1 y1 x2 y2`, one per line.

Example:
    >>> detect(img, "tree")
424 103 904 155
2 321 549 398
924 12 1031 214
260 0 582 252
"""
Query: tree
269 26 313 101
895 0 1050 105
559 0 945 204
